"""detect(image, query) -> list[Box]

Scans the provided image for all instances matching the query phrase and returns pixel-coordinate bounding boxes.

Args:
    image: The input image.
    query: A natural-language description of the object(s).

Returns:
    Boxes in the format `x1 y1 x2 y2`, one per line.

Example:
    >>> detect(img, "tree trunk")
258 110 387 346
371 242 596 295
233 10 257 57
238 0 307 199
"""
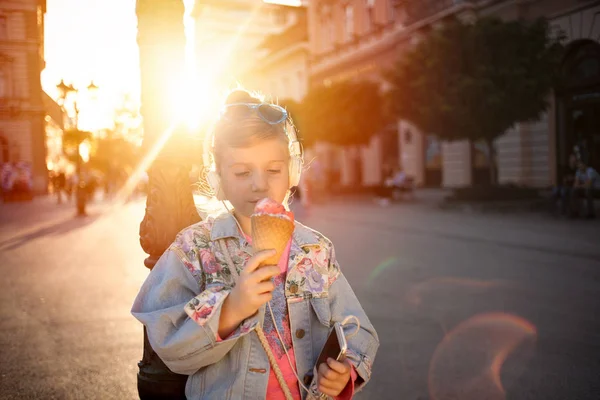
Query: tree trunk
485 138 497 186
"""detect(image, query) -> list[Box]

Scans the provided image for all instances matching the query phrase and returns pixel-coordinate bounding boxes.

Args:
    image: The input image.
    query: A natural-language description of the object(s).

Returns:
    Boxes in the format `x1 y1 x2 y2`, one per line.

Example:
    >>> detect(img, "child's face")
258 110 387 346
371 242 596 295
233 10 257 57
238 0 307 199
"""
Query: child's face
219 138 290 217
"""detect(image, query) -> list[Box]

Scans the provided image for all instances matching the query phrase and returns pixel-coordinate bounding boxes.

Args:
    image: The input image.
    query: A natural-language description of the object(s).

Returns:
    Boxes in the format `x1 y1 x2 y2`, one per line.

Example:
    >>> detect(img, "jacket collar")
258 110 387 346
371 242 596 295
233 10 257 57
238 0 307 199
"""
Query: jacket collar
210 212 320 248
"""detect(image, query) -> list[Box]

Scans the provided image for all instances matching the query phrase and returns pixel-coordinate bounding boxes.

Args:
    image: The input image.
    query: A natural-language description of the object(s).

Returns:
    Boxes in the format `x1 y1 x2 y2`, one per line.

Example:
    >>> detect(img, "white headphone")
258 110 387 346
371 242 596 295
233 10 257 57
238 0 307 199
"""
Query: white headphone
203 119 304 201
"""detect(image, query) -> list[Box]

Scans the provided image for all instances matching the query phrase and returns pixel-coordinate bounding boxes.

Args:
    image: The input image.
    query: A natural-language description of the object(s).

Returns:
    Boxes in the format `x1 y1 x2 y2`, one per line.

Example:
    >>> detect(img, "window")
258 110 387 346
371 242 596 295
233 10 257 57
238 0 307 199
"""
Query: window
320 15 329 51
365 0 375 32
404 129 412 144
297 71 304 98
0 16 7 40
272 9 286 26
0 70 6 98
328 19 335 48
563 41 600 88
320 6 334 52
0 135 9 164
387 0 395 22
345 5 354 41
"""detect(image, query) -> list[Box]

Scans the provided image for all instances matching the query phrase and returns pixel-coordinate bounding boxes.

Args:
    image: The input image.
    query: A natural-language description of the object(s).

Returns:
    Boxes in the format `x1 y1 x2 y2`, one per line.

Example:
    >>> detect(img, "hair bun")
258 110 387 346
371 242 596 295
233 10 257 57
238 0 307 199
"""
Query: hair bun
225 89 261 105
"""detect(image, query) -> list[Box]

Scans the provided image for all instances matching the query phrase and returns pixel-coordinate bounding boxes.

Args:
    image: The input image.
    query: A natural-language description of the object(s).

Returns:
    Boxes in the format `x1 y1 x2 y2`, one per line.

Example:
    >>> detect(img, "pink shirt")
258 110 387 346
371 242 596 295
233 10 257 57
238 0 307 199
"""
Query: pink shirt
262 238 302 399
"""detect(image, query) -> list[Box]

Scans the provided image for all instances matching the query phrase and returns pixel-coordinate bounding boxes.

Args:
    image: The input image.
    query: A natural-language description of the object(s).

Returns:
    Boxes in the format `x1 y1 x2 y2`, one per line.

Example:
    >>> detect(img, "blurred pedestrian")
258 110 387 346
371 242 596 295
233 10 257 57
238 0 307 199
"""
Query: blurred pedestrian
552 152 577 215
375 165 414 206
66 173 75 202
570 160 599 219
308 158 324 203
375 164 394 206
56 171 66 204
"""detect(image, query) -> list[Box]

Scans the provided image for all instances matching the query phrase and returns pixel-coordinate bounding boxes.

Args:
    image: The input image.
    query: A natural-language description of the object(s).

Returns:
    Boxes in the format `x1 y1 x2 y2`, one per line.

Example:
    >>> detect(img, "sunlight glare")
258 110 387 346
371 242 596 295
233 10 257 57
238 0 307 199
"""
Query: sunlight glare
79 142 90 163
167 0 221 131
263 0 303 6
168 76 220 132
194 1 265 97
114 122 177 203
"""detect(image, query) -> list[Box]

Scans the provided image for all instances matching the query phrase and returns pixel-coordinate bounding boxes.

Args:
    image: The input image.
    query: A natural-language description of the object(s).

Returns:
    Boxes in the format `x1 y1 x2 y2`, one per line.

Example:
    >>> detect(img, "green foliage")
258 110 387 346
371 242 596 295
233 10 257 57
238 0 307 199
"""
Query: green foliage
62 129 92 147
277 98 311 146
61 129 93 164
386 17 565 183
88 132 141 176
299 80 386 147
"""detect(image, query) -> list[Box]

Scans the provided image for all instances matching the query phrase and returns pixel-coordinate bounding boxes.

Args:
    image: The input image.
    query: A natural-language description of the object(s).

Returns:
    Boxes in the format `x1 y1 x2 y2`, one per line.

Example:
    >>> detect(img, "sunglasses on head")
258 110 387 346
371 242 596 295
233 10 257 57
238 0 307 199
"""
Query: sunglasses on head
220 102 288 124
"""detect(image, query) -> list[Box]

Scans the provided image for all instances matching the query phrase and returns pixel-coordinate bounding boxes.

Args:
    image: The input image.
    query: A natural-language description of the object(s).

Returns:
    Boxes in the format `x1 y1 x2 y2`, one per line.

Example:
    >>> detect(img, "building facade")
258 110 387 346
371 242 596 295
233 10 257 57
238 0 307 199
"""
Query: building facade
307 0 600 189
307 0 407 188
0 0 48 195
244 7 309 103
192 0 305 97
434 0 600 188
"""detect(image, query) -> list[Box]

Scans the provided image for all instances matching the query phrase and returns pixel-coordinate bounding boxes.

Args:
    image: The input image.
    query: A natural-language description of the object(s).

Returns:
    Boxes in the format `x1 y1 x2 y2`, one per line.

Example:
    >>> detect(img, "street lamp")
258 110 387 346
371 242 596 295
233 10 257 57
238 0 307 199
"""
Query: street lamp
56 79 99 216
87 81 99 93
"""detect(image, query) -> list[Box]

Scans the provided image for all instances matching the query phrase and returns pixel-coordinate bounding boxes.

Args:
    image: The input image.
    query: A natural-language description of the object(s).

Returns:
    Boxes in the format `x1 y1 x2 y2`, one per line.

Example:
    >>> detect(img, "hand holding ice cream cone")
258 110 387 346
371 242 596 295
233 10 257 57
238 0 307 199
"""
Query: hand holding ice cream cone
251 198 295 266
220 198 295 336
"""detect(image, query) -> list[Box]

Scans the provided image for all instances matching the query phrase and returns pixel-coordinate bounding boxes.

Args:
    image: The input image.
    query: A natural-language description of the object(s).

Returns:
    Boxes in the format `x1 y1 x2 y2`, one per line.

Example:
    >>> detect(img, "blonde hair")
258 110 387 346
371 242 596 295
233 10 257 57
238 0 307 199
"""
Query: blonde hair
197 89 296 216
208 89 290 173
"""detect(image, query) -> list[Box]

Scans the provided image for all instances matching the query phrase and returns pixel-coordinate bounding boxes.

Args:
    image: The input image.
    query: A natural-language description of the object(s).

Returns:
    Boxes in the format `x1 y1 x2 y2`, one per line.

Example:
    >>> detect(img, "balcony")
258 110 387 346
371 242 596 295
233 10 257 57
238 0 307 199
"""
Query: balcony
0 97 22 117
309 18 403 77
401 0 478 25
310 0 481 77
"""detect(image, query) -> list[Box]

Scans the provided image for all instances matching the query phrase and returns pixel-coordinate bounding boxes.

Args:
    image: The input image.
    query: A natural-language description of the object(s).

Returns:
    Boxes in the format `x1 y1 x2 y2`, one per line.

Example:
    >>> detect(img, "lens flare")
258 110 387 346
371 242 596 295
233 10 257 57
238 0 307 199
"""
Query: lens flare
366 257 399 287
428 313 537 400
406 277 501 307
113 122 177 204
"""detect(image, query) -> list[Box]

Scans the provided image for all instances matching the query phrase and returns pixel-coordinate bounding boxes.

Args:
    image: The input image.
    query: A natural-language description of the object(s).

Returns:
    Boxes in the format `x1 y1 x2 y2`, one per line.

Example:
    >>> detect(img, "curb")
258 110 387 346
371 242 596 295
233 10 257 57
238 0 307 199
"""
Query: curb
438 199 553 215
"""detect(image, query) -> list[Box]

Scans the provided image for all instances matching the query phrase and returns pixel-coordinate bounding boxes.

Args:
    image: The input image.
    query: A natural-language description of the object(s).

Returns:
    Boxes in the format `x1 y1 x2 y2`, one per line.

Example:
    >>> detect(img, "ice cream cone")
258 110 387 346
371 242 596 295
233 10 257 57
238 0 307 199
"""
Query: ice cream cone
251 214 294 265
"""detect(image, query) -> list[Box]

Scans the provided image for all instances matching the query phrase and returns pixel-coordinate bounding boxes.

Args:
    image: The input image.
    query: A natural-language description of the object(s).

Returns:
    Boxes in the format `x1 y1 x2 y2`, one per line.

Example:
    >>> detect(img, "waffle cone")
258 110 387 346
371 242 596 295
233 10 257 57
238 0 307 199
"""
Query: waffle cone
251 214 294 265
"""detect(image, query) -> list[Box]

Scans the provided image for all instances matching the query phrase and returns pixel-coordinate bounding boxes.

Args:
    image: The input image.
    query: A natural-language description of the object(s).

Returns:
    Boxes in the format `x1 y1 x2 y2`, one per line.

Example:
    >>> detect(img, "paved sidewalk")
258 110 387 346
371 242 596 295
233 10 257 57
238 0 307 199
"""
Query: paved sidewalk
330 187 600 219
0 192 128 242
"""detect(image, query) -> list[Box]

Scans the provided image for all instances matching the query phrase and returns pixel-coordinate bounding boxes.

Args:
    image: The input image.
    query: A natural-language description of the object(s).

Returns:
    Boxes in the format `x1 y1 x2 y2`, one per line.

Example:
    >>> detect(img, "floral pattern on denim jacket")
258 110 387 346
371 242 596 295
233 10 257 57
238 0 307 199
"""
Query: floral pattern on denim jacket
173 220 257 339
172 213 341 304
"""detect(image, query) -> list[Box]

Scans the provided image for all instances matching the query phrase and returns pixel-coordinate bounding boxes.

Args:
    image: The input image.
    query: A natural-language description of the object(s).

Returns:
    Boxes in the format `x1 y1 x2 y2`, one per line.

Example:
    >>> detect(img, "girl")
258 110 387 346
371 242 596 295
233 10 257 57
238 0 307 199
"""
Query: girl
132 90 379 399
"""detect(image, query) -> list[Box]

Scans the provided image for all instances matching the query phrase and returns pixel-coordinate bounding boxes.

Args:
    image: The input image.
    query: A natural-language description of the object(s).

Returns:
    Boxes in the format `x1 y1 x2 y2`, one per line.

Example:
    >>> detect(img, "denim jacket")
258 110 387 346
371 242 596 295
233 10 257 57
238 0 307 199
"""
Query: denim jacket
131 212 379 399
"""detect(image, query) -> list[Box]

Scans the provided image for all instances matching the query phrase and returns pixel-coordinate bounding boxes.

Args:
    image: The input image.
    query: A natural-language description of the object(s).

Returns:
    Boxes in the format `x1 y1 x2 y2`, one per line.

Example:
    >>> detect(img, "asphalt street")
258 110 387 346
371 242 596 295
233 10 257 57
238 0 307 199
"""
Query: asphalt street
1 195 599 399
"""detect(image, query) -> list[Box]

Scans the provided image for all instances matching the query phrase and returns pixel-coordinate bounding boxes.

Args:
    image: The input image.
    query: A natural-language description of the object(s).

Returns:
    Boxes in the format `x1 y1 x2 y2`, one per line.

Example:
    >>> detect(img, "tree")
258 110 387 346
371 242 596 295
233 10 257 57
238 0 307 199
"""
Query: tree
89 134 141 174
62 129 93 165
300 80 386 147
277 98 313 147
386 17 565 185
87 100 143 195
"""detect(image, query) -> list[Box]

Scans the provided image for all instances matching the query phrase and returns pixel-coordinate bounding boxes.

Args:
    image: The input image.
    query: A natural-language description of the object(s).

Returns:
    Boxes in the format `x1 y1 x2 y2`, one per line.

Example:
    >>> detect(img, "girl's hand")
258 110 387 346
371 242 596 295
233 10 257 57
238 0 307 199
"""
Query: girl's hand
227 249 280 321
317 358 352 397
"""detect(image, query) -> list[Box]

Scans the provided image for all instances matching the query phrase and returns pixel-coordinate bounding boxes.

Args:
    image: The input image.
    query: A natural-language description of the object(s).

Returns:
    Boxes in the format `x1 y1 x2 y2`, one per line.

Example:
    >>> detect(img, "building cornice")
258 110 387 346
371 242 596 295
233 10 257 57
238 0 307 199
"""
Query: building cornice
546 0 600 20
239 41 309 78
257 41 309 70
310 1 477 78
192 0 306 18
0 40 43 47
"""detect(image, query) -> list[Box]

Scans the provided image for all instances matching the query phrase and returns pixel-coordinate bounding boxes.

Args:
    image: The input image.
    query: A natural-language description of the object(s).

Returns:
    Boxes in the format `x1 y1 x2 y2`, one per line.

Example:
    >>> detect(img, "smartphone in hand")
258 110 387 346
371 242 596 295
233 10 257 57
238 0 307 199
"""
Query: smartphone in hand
315 322 348 368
